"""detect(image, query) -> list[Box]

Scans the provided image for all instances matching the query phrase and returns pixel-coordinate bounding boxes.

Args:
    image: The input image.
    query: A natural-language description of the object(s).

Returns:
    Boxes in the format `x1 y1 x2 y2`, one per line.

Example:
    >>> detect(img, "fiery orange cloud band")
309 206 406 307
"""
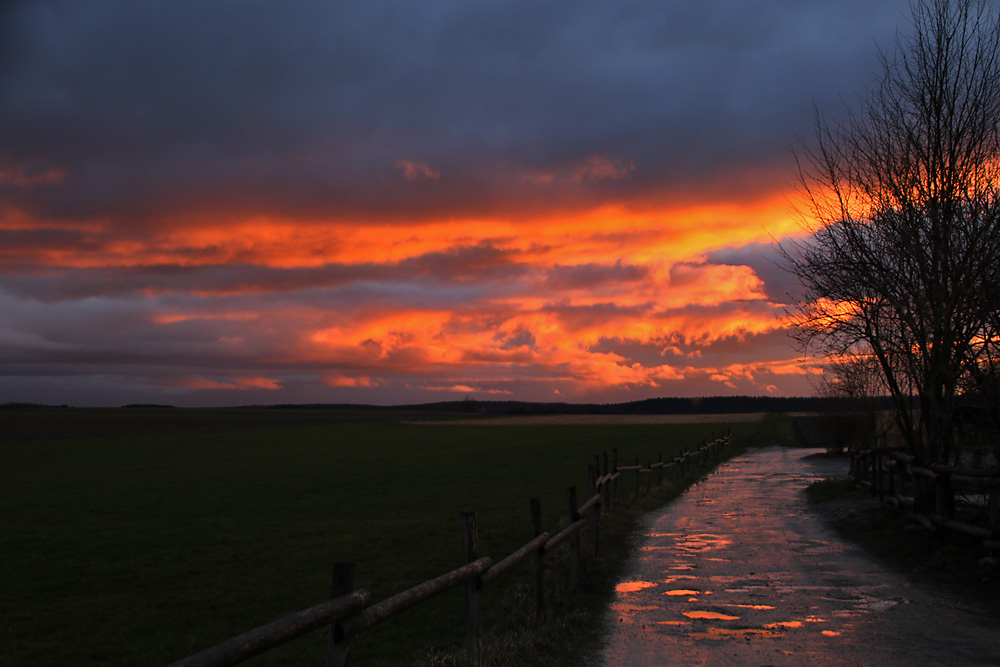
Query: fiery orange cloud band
0 186 815 400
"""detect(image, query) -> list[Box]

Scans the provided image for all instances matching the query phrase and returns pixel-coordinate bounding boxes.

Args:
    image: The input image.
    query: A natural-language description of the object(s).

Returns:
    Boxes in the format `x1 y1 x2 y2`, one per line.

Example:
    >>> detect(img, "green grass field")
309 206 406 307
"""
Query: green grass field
1 407 789 666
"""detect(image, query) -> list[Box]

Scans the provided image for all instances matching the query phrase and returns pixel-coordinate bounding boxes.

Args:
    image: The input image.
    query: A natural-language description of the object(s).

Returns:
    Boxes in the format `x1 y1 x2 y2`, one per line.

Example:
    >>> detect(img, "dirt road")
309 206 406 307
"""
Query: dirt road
602 447 1000 666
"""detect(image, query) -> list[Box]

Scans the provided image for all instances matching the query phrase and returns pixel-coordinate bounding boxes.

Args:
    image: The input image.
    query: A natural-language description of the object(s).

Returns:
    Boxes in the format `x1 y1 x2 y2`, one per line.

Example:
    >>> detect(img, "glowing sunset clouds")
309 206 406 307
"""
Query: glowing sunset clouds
0 1 910 406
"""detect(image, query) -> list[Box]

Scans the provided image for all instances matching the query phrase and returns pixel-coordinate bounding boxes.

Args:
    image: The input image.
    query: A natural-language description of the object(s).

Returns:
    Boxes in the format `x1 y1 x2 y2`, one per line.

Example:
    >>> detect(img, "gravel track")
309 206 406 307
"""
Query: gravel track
602 447 1000 666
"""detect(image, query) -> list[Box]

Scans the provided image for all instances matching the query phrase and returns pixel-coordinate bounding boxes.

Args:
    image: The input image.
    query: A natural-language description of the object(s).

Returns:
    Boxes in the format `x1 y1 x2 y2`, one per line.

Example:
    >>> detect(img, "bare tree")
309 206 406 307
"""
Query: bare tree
785 0 1000 465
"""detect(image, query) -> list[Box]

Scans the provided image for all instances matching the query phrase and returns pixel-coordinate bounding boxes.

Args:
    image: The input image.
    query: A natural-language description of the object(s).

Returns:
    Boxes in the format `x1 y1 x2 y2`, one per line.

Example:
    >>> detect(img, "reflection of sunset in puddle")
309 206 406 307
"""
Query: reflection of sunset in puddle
683 611 740 621
664 589 705 596
766 617 825 629
822 630 841 636
656 620 690 626
673 533 732 553
616 581 658 593
729 604 775 610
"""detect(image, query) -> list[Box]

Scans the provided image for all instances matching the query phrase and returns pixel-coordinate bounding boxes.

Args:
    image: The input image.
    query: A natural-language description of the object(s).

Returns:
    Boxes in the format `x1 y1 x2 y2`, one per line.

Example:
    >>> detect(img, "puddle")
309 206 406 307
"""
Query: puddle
615 580 658 593
729 604 775 610
683 611 740 621
672 534 732 553
664 589 704 596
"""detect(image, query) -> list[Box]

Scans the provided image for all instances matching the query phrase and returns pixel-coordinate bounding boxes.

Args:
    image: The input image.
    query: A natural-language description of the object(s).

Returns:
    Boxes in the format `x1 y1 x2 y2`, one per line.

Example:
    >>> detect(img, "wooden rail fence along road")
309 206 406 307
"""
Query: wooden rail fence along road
167 432 732 666
850 447 1000 549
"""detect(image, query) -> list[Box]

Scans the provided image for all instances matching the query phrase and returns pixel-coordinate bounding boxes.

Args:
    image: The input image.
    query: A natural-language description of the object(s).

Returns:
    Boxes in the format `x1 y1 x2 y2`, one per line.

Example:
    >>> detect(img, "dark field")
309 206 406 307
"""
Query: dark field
1 407 779 665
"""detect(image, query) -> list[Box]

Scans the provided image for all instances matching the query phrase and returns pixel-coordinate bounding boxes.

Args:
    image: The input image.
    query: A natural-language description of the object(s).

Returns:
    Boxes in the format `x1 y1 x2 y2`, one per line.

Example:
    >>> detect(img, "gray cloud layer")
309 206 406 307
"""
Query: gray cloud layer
0 0 912 405
2 0 908 221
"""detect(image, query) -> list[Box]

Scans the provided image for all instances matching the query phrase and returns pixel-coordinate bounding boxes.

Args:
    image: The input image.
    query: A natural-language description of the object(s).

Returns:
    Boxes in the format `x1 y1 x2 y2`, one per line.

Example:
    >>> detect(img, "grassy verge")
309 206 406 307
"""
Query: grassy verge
805 476 1000 618
1 407 779 666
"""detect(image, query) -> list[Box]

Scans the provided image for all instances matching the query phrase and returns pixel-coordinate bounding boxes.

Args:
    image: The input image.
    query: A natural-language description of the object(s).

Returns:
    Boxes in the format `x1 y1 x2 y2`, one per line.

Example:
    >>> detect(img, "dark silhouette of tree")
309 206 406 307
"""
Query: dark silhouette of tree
812 354 890 454
785 0 1000 464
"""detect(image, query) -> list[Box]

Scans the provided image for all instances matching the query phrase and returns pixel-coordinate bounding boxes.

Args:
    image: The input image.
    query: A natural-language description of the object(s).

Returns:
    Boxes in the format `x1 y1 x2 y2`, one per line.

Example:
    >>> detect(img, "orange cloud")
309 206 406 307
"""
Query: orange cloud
162 376 283 390
0 176 816 401
323 375 382 388
395 159 441 182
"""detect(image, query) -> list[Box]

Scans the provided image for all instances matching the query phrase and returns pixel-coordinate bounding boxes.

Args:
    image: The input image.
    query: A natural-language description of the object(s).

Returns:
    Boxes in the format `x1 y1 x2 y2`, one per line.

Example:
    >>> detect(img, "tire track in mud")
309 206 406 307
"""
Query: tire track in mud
602 447 1000 666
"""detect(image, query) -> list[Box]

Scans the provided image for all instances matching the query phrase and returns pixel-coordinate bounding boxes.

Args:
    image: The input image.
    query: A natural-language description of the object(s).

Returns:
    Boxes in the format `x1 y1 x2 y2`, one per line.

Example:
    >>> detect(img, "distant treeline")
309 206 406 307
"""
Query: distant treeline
2 395 900 415
268 395 896 415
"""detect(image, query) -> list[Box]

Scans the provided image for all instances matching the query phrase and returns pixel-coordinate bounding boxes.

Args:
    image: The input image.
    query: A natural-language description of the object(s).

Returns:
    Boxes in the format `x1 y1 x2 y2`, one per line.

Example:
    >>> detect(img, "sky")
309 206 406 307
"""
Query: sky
0 0 912 407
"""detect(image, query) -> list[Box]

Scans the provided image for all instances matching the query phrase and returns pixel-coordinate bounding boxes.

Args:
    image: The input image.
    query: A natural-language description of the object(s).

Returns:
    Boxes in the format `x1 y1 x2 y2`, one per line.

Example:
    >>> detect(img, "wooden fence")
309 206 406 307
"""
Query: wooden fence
850 447 1000 550
168 432 732 667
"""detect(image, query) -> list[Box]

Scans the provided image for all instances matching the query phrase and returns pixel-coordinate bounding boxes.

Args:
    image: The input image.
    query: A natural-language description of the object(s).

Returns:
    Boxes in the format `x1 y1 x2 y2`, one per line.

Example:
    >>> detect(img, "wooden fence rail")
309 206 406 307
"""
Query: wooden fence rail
850 447 1000 549
168 431 732 667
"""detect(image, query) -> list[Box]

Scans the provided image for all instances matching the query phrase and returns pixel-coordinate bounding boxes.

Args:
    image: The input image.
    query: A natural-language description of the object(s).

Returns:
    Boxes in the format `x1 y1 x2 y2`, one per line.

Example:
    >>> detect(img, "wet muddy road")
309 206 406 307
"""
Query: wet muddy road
602 447 1000 666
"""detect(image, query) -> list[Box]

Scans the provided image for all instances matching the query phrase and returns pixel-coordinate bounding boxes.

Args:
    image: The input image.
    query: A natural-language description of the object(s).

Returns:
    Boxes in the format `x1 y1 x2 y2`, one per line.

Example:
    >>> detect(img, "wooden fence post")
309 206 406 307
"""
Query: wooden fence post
886 458 896 498
587 463 599 557
877 450 886 501
936 471 954 520
602 451 611 512
612 448 619 501
461 511 481 666
657 453 663 486
327 562 354 667
567 486 580 594
529 498 545 616
990 482 1000 533
646 459 651 494
633 457 640 501
913 470 926 514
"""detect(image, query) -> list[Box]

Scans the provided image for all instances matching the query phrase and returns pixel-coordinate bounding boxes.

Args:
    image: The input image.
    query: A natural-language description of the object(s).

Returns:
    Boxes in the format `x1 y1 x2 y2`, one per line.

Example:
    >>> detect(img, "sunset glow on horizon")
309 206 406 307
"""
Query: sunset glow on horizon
0 1 911 406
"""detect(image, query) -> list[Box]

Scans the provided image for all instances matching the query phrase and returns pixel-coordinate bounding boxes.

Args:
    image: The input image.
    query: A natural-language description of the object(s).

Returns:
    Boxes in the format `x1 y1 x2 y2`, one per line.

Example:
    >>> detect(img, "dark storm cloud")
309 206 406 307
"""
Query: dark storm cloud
1 0 909 223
